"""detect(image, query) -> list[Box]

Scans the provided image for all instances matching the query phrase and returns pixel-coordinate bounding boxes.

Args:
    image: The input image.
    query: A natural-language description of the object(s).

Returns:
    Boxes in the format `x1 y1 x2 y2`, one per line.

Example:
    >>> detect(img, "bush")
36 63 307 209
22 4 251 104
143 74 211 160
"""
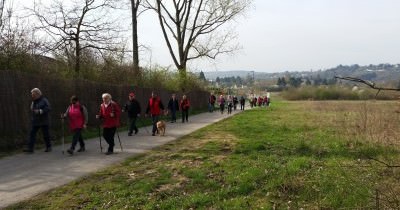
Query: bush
281 86 397 100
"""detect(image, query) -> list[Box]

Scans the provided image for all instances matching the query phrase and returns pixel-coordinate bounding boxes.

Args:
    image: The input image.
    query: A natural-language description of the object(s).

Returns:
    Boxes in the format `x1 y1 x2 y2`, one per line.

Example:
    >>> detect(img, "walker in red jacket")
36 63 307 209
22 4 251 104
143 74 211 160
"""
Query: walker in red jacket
145 91 165 136
180 95 190 123
96 93 121 155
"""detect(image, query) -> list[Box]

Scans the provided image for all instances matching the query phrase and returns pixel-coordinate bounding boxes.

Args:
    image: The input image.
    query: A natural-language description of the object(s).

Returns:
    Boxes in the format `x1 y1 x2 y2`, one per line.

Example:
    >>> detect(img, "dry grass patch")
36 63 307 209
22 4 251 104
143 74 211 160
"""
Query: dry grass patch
308 100 400 148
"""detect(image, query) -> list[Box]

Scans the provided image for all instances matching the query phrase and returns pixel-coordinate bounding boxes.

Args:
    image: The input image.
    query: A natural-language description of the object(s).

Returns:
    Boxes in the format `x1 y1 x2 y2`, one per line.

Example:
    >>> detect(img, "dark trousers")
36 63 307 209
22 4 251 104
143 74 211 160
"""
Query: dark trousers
103 127 116 152
220 104 225 114
151 115 160 134
240 103 245 110
182 109 188 122
228 104 232 114
71 128 84 150
29 125 51 150
170 109 177 122
128 117 138 134
208 103 215 112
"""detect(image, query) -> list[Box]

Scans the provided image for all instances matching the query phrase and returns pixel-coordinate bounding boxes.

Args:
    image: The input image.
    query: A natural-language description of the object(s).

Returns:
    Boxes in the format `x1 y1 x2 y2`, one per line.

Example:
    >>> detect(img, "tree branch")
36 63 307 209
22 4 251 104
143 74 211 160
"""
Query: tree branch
335 76 400 97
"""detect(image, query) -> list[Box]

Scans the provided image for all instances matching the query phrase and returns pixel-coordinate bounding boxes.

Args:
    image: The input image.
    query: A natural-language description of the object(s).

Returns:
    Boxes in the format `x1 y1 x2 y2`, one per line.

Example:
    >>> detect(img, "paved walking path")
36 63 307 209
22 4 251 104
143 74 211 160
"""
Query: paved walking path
0 110 242 208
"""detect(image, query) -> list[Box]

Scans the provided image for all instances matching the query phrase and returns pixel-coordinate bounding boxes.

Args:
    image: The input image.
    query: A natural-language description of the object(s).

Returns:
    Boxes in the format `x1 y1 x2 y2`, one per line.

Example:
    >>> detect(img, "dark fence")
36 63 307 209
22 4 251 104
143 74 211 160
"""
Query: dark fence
0 70 209 150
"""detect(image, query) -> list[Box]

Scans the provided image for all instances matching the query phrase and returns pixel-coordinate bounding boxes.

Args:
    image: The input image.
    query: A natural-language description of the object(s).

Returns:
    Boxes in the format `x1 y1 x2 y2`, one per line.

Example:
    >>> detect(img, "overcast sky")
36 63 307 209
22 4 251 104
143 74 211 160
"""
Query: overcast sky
185 0 400 72
12 0 400 73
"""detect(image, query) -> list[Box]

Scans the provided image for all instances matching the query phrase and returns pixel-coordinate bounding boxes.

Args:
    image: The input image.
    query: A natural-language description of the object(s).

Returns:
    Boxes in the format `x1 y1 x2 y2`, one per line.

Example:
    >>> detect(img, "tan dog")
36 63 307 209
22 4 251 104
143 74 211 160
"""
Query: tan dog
156 120 166 136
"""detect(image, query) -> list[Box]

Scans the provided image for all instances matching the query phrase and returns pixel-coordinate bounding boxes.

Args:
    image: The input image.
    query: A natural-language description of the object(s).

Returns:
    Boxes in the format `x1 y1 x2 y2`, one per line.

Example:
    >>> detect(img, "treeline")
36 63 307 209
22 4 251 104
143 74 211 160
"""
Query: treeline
276 76 337 88
281 86 397 100
214 76 248 87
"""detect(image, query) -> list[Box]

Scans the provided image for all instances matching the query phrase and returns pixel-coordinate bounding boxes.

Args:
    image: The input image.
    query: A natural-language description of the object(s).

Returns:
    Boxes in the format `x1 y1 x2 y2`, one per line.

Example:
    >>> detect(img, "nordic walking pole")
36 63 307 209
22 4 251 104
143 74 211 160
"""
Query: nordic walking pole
96 108 104 153
116 128 123 152
98 124 103 152
61 115 65 154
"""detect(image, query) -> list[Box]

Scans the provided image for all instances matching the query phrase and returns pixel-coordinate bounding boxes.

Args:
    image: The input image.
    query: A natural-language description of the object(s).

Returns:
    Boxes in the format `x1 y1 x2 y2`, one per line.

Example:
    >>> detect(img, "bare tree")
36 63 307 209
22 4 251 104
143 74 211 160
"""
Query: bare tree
32 0 125 76
148 0 252 75
0 0 5 32
130 0 142 77
0 3 38 71
0 0 5 28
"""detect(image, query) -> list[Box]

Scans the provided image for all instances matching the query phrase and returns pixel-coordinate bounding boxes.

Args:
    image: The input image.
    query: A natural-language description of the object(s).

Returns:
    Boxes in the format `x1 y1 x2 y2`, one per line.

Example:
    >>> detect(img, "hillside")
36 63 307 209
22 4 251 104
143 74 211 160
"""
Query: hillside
203 64 400 83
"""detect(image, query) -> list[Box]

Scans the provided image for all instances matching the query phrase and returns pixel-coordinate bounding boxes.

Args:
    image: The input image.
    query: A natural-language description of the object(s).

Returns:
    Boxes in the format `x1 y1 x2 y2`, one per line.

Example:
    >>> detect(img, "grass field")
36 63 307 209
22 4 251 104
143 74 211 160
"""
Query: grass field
7 100 400 209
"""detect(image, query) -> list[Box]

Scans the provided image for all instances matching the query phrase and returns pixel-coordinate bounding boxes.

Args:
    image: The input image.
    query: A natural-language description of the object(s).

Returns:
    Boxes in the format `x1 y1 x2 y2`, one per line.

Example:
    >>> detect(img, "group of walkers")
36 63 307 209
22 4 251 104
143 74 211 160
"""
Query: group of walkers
23 88 191 155
208 93 247 114
208 92 271 115
249 93 271 108
167 93 190 123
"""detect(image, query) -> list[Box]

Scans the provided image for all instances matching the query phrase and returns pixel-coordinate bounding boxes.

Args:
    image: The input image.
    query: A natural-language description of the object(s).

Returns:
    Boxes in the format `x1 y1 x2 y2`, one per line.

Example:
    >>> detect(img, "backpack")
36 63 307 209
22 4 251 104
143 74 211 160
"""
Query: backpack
210 95 216 103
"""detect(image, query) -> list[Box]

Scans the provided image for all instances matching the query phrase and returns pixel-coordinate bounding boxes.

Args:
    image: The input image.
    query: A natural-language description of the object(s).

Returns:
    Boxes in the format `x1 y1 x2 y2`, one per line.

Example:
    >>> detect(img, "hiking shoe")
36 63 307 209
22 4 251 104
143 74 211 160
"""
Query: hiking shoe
44 147 52 152
105 151 113 155
77 147 85 152
67 149 73 155
135 129 138 134
152 133 155 136
128 133 133 136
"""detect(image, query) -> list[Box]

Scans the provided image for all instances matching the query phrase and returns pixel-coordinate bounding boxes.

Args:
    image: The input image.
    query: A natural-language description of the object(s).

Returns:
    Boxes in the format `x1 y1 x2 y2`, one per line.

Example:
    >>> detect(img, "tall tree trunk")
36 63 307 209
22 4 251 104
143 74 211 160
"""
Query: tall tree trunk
75 38 80 77
178 63 187 92
0 0 4 27
131 0 140 80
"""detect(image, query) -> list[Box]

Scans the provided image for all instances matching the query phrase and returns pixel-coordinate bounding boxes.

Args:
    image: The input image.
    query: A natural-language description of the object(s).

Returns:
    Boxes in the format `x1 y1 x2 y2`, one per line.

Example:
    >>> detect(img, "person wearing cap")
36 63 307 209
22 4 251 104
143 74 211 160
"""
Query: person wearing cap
124 92 141 136
96 93 121 155
145 91 165 136
167 93 179 123
23 88 52 153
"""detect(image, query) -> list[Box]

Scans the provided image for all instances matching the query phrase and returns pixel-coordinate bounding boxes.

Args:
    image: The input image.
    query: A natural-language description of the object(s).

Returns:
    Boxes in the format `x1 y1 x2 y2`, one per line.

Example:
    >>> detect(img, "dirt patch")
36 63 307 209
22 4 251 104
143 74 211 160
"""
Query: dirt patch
155 172 189 193
186 132 238 150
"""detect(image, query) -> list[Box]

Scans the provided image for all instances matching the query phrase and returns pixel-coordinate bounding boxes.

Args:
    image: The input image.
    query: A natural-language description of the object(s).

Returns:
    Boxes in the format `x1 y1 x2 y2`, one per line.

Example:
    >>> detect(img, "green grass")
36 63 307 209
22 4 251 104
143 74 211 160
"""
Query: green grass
6 101 400 209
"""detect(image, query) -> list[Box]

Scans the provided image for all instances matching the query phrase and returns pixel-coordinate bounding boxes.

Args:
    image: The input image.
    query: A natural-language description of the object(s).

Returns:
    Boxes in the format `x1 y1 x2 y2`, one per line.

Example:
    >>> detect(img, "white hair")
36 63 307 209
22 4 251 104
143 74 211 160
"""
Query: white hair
31 88 42 96
102 93 112 99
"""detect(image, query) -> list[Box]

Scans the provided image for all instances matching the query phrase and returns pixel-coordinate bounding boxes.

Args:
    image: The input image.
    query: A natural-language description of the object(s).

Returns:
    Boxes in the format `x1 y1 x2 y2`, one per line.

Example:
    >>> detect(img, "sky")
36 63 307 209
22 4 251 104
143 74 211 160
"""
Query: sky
10 0 400 73
187 0 400 72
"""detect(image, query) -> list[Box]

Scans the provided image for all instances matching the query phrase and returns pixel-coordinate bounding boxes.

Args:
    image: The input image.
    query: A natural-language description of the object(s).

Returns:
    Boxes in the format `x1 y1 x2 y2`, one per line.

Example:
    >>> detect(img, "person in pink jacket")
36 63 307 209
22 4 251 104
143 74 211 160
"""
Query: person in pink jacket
62 96 88 155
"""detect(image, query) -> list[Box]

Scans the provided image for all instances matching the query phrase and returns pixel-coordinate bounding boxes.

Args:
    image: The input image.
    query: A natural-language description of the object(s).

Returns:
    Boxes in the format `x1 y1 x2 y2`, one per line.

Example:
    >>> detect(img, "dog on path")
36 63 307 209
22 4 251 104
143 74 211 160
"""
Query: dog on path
156 120 166 136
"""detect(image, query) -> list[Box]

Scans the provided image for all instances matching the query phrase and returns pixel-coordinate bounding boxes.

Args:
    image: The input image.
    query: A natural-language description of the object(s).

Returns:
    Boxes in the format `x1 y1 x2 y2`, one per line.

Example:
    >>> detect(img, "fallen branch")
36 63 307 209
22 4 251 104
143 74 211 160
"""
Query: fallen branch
367 156 400 168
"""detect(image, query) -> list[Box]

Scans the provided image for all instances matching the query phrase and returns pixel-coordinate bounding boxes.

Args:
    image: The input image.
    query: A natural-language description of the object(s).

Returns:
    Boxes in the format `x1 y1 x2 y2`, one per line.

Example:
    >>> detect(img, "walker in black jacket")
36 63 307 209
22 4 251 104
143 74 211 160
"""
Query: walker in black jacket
23 88 52 153
124 92 141 136
167 94 179 123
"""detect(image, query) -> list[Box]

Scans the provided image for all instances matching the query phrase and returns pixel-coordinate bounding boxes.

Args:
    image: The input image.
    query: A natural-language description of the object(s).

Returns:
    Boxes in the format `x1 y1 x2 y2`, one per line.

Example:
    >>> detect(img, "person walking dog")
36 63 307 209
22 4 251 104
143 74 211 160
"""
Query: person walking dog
61 95 88 155
23 88 52 153
96 93 121 155
145 91 165 136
